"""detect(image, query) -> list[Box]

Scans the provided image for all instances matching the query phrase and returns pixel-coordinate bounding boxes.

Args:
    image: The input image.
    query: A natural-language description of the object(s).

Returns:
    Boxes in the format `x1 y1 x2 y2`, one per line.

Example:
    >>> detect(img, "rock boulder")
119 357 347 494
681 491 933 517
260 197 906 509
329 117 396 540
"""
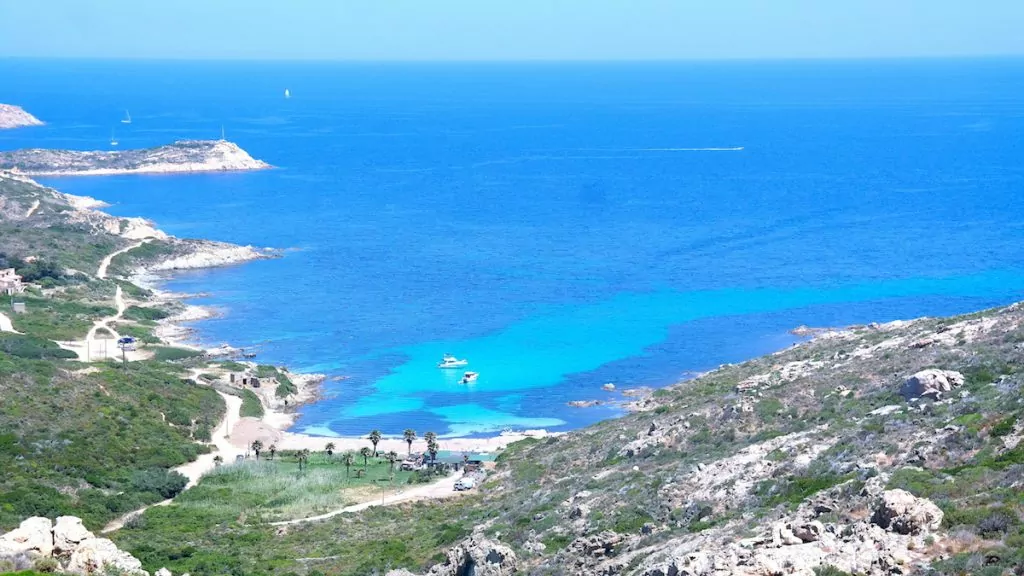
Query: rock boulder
66 537 148 575
0 516 53 557
427 535 517 576
53 516 95 554
900 369 965 400
871 489 943 535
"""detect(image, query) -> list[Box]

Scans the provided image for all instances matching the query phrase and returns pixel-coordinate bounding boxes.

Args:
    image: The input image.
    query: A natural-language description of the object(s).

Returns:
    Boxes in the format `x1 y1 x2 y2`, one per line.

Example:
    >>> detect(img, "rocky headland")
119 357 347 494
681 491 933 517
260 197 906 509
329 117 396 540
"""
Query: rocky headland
0 139 270 176
0 103 44 129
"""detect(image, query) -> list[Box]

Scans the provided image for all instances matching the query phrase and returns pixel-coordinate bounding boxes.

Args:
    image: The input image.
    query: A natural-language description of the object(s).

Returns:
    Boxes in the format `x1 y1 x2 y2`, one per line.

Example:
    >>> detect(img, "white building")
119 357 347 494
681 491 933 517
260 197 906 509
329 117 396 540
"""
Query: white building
0 268 24 296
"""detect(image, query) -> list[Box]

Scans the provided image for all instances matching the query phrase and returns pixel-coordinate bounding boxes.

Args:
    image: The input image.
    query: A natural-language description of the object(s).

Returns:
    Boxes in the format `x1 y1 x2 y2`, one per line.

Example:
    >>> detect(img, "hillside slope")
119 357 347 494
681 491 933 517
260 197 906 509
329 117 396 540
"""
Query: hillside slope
106 302 1024 576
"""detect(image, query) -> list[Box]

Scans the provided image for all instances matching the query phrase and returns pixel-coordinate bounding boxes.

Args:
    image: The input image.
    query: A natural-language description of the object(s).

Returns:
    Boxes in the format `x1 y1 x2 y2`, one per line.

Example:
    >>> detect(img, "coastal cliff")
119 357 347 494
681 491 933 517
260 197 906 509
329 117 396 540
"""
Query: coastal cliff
0 140 270 176
0 170 275 274
0 103 44 129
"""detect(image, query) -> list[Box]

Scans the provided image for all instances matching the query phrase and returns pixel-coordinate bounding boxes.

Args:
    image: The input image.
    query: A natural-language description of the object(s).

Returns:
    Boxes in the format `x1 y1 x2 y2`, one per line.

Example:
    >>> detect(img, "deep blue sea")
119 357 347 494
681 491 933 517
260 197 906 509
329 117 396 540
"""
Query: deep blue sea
3 59 1024 438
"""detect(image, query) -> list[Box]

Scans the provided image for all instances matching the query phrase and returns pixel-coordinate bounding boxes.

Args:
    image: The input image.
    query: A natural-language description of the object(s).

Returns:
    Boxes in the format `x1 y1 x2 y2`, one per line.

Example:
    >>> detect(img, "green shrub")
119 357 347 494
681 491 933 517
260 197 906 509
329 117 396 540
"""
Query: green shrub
0 333 77 359
991 415 1016 437
151 347 204 362
122 306 170 322
131 469 189 500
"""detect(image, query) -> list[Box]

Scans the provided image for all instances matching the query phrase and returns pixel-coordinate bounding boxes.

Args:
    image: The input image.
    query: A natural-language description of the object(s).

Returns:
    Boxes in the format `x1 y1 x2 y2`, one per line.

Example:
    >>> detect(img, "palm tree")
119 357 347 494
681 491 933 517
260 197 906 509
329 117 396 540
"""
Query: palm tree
424 431 438 445
268 444 277 461
385 451 398 473
368 429 382 456
214 455 224 467
359 446 372 469
342 453 354 479
403 429 417 456
325 442 336 457
297 448 310 472
251 439 264 461
427 440 439 465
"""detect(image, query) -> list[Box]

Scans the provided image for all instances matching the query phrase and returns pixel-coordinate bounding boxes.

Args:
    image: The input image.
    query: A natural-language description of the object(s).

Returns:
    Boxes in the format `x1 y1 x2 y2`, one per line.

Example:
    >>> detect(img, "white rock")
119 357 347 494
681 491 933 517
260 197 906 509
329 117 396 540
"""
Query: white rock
66 537 148 575
53 516 95 554
0 516 53 557
156 568 173 576
871 489 944 534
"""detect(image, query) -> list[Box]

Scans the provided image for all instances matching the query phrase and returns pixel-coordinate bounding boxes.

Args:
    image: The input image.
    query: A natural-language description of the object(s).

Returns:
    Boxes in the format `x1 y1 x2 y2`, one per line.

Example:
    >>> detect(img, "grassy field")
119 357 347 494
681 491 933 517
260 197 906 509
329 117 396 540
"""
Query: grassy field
10 292 116 341
172 453 414 523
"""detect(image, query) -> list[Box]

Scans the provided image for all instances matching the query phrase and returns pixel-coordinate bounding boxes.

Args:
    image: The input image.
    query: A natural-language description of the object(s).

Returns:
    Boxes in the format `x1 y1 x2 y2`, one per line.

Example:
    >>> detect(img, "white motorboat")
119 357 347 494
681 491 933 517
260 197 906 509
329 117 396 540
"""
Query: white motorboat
460 371 478 384
437 354 468 369
121 109 132 124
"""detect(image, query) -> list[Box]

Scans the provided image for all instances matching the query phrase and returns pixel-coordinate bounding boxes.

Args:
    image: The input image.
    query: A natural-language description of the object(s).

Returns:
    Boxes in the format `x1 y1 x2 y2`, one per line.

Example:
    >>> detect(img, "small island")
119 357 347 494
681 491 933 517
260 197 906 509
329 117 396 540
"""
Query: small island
0 139 271 176
0 103 45 129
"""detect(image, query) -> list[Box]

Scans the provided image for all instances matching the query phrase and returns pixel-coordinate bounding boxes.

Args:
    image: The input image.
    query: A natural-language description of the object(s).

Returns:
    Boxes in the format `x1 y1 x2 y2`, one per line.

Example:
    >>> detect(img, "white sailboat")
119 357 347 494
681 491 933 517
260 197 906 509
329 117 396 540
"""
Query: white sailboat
284 88 291 99
110 128 118 146
121 110 131 124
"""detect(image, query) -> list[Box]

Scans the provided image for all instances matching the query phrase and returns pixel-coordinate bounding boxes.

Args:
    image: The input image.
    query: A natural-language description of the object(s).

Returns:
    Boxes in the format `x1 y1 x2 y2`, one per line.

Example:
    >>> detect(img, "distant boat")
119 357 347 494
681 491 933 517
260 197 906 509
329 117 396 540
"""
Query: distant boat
284 88 291 99
438 354 468 369
110 129 118 147
121 110 131 124
460 371 479 385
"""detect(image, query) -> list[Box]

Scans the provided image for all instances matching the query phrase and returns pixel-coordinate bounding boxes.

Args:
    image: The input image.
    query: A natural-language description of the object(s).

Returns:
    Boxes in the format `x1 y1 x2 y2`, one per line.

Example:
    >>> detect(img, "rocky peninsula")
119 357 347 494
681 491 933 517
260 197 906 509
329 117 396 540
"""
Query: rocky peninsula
0 139 270 176
0 103 44 129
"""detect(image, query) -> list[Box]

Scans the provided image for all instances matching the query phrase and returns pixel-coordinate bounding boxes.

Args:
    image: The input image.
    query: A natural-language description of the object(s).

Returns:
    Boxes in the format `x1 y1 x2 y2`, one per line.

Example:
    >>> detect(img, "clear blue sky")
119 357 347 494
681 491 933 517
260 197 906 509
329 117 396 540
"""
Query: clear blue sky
1 0 1023 61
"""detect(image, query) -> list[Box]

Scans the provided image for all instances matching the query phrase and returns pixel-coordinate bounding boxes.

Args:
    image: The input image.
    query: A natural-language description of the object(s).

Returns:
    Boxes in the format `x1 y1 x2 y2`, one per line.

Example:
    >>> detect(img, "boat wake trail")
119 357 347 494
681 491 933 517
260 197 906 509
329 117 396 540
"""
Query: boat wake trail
635 147 745 151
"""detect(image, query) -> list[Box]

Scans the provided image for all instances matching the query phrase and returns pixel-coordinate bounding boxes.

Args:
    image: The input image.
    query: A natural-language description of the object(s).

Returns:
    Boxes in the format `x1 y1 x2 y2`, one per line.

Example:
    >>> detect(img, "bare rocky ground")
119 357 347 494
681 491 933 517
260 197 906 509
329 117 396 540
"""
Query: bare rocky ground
379 303 1024 576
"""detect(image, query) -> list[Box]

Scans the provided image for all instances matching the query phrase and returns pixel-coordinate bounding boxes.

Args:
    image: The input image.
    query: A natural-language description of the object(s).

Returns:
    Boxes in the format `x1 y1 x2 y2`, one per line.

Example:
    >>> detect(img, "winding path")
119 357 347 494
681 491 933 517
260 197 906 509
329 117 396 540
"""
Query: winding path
0 311 19 334
59 239 151 361
24 199 40 218
97 239 149 279
102 390 243 533
268 473 461 527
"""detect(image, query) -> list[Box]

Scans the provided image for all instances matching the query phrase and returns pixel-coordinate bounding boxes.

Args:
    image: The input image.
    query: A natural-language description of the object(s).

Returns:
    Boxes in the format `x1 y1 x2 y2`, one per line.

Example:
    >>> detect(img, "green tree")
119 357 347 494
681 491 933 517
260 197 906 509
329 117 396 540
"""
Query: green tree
297 448 310 472
369 429 382 456
342 453 355 479
424 431 437 447
325 442 336 457
268 444 277 460
385 451 399 472
403 429 417 456
427 440 439 464
251 439 264 461
359 446 372 468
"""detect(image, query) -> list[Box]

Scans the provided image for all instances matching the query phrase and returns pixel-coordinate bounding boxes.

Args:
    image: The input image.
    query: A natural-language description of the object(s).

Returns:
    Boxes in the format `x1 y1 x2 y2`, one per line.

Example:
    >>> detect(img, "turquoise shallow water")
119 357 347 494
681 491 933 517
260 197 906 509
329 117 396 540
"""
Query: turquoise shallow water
3 59 1024 437
337 270 1024 428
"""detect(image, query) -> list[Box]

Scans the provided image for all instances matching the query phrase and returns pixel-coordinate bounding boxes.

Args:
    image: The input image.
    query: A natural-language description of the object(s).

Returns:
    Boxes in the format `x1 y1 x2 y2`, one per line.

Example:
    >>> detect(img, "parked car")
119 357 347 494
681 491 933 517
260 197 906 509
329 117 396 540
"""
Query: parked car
454 477 476 491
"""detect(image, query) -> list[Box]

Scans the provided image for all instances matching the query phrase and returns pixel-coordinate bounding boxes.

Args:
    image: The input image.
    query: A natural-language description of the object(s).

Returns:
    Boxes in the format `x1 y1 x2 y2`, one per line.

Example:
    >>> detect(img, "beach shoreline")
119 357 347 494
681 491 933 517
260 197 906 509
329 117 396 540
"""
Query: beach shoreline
132 258 556 456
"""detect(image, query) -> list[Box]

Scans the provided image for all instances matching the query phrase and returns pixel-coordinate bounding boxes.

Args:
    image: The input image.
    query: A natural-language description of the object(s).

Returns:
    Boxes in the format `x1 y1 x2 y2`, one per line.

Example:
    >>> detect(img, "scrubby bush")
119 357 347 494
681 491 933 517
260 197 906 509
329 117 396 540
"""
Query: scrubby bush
131 469 188 500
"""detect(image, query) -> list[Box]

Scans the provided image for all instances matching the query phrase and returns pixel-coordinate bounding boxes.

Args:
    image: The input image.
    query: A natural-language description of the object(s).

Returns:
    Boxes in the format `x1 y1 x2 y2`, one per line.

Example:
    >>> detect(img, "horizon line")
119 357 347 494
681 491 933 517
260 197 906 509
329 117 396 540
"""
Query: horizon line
2 54 1024 65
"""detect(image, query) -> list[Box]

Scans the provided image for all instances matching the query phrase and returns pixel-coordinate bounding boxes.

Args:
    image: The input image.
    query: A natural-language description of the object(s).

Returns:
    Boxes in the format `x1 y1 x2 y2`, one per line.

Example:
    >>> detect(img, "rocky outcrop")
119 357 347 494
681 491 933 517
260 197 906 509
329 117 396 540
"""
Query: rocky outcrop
0 516 149 575
900 369 964 400
0 104 44 129
143 239 276 272
53 516 95 554
66 537 147 575
0 517 53 557
871 489 944 535
0 139 271 176
426 534 518 576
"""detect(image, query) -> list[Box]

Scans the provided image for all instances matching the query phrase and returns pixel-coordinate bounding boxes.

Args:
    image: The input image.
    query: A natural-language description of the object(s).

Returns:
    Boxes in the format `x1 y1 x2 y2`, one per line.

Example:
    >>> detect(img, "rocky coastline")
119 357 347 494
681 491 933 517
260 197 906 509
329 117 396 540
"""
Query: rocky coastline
0 139 271 176
0 103 44 129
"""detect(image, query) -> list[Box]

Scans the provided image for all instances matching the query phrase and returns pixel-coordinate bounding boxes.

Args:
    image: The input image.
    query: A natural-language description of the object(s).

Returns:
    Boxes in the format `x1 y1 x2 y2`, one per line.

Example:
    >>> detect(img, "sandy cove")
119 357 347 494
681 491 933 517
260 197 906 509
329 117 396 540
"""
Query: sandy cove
222 370 556 456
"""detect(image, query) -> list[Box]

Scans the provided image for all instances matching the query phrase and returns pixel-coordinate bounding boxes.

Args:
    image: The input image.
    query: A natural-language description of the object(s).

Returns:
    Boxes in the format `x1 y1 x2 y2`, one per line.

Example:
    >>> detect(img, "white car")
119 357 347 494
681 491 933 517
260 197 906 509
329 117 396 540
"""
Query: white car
454 477 476 491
